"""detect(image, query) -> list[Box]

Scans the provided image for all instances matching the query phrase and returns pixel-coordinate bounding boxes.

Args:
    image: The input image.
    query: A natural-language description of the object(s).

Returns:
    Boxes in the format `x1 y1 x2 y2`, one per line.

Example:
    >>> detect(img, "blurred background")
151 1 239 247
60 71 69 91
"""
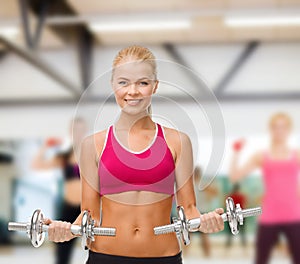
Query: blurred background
0 0 300 263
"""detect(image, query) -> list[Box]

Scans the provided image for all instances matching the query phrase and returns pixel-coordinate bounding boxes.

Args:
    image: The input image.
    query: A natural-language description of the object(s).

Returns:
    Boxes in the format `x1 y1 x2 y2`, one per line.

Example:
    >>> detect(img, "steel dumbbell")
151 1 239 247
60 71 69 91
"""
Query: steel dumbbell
8 209 116 248
154 197 262 245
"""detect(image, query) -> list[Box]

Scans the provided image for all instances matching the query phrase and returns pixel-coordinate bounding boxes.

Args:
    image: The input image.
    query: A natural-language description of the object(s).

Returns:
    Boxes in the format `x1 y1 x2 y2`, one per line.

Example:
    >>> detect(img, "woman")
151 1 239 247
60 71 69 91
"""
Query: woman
32 117 87 264
45 46 224 264
230 113 300 264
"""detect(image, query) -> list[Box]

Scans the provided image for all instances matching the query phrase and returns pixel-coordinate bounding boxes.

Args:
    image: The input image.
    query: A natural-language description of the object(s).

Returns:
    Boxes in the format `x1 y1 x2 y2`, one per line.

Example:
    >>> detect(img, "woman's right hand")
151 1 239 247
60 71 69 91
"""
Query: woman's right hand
43 219 74 243
45 137 62 147
232 139 246 153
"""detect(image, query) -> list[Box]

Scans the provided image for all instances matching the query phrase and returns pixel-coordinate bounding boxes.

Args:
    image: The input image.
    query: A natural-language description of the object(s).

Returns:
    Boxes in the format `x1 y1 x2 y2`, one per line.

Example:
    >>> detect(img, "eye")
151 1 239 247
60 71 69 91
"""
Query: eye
139 81 149 86
118 81 128 86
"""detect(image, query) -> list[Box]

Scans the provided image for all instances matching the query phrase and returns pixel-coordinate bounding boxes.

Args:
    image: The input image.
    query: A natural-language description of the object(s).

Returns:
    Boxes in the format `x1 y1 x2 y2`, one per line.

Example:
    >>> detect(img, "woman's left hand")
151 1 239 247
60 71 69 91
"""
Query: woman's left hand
198 208 224 233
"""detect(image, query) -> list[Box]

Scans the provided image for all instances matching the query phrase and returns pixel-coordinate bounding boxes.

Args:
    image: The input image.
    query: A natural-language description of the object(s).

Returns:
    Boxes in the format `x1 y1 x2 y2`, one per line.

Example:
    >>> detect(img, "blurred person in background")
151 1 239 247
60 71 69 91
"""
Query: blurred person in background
193 166 220 257
31 117 87 264
225 183 247 248
230 112 300 264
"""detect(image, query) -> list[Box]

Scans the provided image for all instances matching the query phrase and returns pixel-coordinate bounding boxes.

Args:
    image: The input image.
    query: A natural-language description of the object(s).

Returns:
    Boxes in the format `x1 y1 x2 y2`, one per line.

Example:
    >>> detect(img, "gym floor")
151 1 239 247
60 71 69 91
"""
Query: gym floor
0 236 290 264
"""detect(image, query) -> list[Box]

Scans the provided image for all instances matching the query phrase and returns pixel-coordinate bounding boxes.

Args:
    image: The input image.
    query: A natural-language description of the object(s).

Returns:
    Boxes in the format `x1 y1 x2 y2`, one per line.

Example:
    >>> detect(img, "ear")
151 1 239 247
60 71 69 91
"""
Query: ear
152 80 159 94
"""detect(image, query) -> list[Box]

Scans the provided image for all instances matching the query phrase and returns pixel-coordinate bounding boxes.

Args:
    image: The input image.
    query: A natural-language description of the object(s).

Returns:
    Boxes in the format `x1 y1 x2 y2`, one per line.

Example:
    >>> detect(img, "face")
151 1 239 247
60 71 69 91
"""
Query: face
270 118 291 143
112 60 158 116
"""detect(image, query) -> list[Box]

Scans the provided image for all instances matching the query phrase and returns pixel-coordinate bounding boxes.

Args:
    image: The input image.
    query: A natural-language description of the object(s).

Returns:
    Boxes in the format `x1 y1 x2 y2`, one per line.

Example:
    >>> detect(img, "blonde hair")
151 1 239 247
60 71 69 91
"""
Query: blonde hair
112 45 157 79
112 45 157 115
269 112 293 129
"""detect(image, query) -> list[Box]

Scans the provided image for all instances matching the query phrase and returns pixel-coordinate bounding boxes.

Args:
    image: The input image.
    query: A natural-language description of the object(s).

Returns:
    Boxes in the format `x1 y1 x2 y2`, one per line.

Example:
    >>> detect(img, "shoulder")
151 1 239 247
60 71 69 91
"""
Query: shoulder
162 126 190 140
251 150 265 166
81 129 109 158
161 126 192 151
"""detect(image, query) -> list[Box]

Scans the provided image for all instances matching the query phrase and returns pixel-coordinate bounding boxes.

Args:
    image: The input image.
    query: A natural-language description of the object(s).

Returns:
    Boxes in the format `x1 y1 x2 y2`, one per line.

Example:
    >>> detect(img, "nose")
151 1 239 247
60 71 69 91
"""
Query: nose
127 82 139 95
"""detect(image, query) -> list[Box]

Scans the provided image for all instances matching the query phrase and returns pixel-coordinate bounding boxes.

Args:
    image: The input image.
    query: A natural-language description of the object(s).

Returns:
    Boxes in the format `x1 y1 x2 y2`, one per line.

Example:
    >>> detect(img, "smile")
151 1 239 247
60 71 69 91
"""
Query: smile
125 99 143 106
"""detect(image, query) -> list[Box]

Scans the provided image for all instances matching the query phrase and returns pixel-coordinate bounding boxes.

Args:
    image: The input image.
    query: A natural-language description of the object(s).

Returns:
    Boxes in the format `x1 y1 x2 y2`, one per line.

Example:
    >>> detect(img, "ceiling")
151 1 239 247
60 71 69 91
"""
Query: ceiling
0 0 299 49
66 0 300 44
0 0 300 106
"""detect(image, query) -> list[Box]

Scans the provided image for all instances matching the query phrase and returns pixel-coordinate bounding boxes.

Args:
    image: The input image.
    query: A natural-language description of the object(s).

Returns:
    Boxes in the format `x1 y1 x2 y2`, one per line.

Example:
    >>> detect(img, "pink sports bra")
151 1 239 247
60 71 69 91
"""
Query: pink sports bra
98 123 176 196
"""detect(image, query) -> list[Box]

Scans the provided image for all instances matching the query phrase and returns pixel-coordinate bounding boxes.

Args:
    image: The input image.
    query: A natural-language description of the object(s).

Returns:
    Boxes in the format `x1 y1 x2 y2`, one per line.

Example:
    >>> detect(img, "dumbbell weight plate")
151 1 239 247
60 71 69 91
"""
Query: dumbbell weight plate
30 209 45 248
226 198 239 235
81 211 88 249
177 206 190 245
81 210 95 250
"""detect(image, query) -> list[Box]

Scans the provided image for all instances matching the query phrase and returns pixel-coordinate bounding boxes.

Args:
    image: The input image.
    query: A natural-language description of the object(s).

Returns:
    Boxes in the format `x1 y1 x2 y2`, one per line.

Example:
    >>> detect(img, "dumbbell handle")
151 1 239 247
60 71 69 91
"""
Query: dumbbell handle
154 207 262 235
8 222 116 236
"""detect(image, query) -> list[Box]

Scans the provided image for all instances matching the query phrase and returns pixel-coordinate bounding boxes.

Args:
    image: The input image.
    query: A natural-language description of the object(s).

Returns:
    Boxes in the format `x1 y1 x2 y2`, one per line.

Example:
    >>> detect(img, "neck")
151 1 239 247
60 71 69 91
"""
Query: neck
115 110 153 130
271 140 288 150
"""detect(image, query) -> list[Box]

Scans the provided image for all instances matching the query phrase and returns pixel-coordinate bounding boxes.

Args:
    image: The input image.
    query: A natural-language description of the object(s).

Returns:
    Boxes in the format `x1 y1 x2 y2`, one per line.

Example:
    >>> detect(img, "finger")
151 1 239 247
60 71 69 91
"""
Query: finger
53 222 61 242
57 221 71 242
213 213 223 232
216 213 225 231
63 222 72 240
43 218 52 225
209 212 219 233
199 214 208 233
50 221 63 242
204 214 211 233
207 212 217 233
59 222 67 242
202 213 212 233
47 223 55 241
215 208 224 215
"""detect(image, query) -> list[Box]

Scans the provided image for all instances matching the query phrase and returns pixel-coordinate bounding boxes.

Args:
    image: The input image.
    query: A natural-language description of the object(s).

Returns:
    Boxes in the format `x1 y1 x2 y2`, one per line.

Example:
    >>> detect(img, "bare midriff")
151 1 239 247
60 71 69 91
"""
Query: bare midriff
89 194 180 257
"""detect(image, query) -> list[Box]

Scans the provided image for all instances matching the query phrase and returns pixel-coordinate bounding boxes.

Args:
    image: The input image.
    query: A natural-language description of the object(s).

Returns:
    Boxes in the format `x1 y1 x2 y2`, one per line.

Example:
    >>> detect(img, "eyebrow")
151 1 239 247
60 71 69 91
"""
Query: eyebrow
117 77 153 81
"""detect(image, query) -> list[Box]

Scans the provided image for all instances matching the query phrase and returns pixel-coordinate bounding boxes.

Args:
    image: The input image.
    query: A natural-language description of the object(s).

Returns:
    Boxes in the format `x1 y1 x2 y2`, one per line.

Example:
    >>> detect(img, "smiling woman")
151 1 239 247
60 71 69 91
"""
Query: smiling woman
112 46 158 116
44 45 224 264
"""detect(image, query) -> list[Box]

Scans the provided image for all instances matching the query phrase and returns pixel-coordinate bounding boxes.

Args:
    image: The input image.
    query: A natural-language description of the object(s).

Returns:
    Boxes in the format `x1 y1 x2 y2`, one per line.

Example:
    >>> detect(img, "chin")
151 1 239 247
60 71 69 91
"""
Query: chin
273 137 288 143
121 107 147 116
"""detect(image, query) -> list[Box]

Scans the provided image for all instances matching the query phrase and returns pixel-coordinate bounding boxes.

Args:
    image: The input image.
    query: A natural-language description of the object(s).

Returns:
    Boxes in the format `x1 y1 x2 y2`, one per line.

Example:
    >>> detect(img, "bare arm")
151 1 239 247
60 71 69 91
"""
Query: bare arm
175 132 199 219
78 134 101 224
31 143 62 170
230 151 263 183
173 131 223 234
46 132 104 242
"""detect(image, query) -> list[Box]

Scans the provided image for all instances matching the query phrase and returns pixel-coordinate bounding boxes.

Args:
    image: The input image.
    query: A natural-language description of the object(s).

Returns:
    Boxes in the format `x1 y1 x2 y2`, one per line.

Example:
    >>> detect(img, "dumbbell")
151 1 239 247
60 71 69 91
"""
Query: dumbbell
8 209 116 249
154 197 262 245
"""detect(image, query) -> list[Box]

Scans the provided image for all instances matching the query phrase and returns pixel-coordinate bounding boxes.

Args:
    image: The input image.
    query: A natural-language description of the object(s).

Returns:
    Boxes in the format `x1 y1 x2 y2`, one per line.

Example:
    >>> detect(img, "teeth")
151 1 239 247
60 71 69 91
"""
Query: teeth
125 99 142 106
